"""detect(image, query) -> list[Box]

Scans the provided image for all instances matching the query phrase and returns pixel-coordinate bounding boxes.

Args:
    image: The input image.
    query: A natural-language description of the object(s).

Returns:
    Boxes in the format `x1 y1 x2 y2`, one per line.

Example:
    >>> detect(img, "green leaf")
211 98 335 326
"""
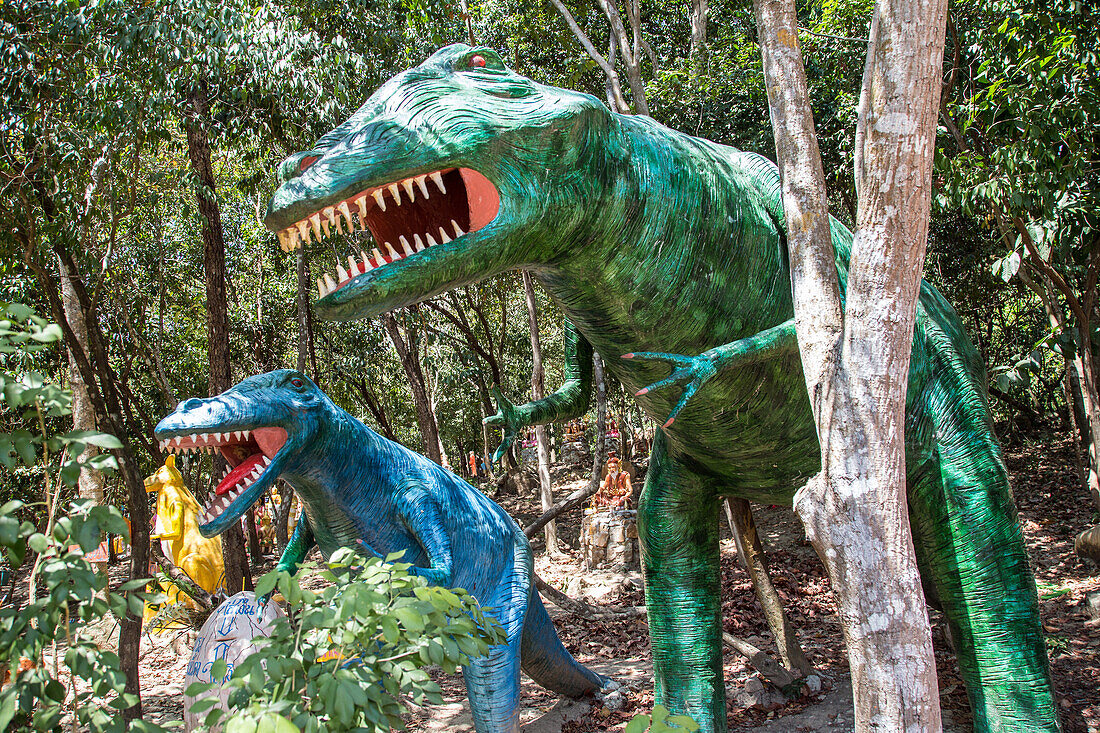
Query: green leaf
61 430 123 449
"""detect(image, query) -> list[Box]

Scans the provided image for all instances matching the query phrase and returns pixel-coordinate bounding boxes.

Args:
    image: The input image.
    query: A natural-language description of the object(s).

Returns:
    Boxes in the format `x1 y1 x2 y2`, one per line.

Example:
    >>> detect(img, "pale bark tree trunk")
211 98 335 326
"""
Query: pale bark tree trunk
59 258 106 510
1074 335 1100 513
383 311 444 463
753 0 947 727
184 85 251 593
596 0 652 115
588 354 608 493
523 273 558 553
689 0 708 72
548 0 631 113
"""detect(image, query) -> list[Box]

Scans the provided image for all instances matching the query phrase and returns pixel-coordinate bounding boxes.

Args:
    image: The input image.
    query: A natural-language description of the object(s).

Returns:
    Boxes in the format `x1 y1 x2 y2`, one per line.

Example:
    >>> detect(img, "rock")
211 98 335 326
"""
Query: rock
734 675 775 709
1075 523 1100 563
580 510 638 569
804 674 823 695
1084 591 1100 622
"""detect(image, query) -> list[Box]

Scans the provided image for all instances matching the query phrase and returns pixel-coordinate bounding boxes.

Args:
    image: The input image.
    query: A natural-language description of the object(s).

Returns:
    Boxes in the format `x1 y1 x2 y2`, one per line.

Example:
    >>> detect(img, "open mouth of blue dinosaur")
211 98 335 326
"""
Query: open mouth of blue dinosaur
156 428 288 528
273 167 500 300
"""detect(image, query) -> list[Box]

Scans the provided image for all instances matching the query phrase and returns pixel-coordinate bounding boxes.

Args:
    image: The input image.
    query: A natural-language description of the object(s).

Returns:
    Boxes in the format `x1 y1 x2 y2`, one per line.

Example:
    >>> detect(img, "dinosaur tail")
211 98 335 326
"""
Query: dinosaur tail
519 590 609 698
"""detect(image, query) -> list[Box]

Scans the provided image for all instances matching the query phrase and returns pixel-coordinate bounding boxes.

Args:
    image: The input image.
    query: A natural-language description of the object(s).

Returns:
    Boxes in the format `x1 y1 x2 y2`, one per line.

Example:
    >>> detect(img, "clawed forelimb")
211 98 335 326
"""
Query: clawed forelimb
623 318 797 427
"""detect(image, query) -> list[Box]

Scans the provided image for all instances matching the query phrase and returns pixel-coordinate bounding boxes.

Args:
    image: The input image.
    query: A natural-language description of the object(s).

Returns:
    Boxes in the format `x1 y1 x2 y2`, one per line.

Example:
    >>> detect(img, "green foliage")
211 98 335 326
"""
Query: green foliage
0 305 157 731
0 499 148 732
188 548 506 732
624 704 701 733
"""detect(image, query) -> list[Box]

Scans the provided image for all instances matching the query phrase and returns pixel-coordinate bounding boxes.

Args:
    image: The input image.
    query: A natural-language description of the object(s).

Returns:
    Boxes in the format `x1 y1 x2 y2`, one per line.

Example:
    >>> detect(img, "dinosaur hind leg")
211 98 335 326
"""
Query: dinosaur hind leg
463 641 523 733
639 431 726 732
463 536 533 733
908 428 1060 732
520 590 608 697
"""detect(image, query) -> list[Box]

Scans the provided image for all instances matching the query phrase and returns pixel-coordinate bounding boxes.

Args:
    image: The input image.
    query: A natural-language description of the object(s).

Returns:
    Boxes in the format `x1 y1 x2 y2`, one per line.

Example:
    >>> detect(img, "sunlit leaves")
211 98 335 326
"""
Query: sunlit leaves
187 548 505 732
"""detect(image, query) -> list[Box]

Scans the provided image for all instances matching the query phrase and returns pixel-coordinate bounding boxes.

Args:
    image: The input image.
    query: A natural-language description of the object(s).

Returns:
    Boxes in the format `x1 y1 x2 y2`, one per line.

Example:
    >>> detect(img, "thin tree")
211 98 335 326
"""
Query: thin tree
523 273 558 553
383 309 445 463
183 84 251 592
753 0 948 727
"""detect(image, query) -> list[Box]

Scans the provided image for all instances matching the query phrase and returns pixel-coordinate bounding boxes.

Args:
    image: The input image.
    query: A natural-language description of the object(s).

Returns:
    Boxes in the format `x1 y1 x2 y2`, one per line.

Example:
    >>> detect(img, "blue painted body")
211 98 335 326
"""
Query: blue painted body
154 370 608 733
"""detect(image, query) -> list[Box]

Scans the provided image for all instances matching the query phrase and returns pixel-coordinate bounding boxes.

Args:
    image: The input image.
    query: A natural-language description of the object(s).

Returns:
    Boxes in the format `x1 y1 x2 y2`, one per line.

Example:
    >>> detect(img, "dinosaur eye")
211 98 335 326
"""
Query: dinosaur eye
469 55 486 68
291 378 304 388
299 156 318 172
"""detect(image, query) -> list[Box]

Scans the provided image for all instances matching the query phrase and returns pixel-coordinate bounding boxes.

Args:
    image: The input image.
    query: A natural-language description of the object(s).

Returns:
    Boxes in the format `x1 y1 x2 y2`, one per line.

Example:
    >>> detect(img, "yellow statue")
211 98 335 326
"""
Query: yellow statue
143 456 227 625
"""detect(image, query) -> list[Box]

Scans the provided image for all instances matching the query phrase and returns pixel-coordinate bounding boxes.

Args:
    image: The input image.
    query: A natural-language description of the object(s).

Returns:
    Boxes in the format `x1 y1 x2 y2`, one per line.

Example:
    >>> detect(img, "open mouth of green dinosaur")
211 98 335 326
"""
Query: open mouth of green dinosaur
274 167 500 299
157 428 288 525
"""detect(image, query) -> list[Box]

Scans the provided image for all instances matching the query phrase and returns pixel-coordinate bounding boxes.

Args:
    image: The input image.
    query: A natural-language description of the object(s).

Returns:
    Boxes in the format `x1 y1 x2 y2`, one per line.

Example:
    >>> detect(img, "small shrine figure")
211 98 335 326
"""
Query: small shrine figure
592 454 632 511
468 451 478 478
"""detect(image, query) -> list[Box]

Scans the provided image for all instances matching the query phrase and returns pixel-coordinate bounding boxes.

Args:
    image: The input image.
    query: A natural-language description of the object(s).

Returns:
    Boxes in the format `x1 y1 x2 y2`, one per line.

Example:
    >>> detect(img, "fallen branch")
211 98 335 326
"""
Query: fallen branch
148 542 214 610
533 573 645 620
524 482 600 538
722 632 801 693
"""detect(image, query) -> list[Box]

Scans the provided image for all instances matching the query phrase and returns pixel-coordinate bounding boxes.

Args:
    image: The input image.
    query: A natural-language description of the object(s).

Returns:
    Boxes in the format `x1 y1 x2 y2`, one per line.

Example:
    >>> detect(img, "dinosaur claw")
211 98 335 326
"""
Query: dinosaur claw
623 353 634 359
635 387 648 396
663 417 675 429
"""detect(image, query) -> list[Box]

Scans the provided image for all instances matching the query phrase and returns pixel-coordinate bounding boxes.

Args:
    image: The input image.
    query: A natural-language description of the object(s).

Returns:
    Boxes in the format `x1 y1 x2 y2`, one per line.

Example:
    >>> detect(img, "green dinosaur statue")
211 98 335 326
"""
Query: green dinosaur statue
263 44 1059 733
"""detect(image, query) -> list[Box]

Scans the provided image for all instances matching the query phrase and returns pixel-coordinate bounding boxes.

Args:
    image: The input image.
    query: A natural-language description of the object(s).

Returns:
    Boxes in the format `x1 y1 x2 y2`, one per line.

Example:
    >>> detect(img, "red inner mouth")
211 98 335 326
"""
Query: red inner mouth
213 426 287 496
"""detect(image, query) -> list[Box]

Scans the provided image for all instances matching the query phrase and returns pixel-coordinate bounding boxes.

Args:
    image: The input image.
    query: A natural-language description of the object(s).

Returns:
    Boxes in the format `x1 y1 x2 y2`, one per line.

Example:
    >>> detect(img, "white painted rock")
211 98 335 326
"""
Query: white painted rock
183 591 285 732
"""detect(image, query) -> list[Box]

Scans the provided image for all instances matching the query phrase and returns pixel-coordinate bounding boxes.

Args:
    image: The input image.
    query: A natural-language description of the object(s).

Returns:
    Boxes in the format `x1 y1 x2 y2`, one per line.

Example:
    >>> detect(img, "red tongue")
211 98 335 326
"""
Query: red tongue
216 453 265 495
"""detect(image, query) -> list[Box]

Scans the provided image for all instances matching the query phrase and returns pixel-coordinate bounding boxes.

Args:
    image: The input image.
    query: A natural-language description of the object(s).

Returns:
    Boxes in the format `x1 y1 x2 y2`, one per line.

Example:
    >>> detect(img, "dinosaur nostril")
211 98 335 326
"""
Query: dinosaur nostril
178 398 204 412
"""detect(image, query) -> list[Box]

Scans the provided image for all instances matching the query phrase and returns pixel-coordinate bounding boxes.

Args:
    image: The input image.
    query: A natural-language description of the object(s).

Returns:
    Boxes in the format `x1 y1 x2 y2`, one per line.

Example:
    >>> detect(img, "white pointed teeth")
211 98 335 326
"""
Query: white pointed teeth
371 189 387 212
292 168 472 293
278 169 464 255
160 428 259 456
337 202 354 231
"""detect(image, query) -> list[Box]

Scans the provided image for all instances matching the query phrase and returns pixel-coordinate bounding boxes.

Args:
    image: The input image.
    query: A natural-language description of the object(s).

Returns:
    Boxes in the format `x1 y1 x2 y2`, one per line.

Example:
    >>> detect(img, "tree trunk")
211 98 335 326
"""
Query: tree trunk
1020 265 1091 489
59 257 106 510
523 273 558 553
690 0 708 72
184 85 251 593
548 0 630 113
383 311 443 463
754 0 947 727
27 250 151 723
1074 330 1100 513
724 498 813 676
588 354 608 493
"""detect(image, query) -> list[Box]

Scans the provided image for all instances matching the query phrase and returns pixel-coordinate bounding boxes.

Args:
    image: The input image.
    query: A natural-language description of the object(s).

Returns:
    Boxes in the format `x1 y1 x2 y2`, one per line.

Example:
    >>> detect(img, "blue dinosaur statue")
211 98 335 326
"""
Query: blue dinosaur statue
154 370 610 733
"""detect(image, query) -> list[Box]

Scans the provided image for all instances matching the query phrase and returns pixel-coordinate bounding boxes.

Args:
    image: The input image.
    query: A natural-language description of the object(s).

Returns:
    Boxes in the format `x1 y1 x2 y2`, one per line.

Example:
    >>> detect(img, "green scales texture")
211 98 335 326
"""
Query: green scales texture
264 45 1060 733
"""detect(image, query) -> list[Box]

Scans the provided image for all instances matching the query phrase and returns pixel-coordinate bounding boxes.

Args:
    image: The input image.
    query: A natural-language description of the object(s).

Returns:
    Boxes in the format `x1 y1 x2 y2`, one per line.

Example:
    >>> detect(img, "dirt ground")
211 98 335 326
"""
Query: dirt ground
44 434 1100 731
